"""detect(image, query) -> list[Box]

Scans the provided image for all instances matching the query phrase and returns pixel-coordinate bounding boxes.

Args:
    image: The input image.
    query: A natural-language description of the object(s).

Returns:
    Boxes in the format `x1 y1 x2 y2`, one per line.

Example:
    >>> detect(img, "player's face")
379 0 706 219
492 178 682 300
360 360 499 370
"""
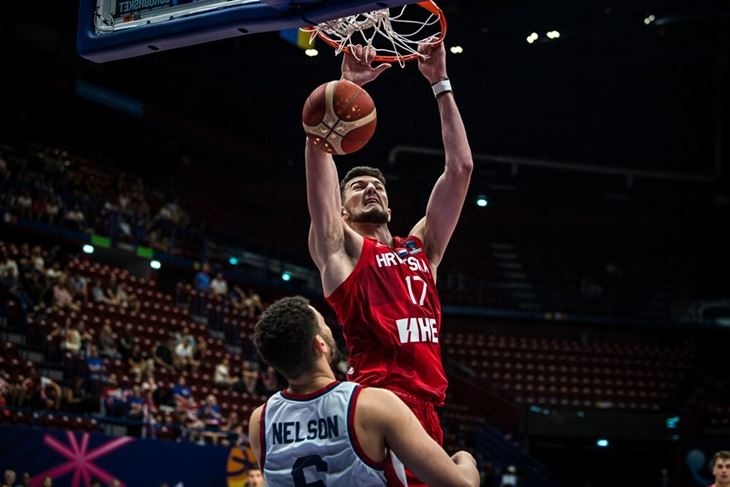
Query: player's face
342 176 390 224
715 459 730 484
310 306 340 365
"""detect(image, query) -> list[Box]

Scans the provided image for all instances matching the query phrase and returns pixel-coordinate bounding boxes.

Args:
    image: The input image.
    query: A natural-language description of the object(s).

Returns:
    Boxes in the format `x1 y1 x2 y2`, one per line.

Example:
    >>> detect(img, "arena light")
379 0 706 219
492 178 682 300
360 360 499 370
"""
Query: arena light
666 416 680 429
228 257 239 266
281 271 292 282
449 45 463 54
596 439 609 448
644 14 656 25
476 195 488 207
305 48 319 57
546 30 560 39
150 260 161 270
82 244 94 254
526 32 539 44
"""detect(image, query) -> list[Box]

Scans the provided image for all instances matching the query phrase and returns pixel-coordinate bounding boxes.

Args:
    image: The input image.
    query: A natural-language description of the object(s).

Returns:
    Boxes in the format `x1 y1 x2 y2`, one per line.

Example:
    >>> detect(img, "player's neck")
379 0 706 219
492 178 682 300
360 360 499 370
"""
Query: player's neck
351 222 393 246
285 367 337 396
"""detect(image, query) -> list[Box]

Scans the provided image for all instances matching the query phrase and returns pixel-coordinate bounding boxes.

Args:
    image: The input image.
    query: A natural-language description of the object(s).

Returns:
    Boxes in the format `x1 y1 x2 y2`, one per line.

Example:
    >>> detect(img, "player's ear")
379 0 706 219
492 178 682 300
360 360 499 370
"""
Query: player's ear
387 208 392 223
341 206 350 221
314 334 328 355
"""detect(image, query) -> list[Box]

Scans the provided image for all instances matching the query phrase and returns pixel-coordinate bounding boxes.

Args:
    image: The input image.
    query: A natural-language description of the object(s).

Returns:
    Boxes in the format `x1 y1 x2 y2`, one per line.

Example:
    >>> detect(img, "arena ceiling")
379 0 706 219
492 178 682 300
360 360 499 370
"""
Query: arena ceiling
1 0 729 190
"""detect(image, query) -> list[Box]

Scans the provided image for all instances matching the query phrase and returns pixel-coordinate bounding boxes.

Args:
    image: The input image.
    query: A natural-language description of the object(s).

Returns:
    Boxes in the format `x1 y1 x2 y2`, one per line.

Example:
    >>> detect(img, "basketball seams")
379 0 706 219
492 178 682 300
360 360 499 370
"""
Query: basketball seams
302 79 376 155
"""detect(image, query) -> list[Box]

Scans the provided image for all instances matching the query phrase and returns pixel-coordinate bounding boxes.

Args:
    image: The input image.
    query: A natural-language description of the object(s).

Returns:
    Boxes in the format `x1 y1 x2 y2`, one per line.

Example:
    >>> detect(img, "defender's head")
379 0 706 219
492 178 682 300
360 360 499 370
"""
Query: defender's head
254 296 337 379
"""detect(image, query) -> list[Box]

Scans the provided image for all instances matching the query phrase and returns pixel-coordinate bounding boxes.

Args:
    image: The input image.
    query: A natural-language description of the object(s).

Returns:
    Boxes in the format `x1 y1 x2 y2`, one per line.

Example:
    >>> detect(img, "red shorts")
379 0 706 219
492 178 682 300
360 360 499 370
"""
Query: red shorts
388 388 443 486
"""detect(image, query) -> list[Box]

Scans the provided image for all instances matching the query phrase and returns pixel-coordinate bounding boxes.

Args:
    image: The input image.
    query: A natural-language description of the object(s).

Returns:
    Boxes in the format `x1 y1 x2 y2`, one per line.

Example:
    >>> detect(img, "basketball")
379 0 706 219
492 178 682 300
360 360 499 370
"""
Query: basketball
302 79 377 155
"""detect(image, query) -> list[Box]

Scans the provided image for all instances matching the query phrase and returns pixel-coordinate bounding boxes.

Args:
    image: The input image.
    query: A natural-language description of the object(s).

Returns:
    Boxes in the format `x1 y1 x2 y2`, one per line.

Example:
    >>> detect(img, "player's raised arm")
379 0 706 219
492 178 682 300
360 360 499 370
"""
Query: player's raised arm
306 140 345 270
411 42 473 271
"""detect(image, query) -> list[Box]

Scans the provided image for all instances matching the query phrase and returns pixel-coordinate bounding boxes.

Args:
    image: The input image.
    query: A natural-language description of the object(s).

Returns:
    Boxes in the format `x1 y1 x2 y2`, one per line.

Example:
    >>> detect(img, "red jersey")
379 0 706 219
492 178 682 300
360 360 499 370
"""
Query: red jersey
326 235 447 405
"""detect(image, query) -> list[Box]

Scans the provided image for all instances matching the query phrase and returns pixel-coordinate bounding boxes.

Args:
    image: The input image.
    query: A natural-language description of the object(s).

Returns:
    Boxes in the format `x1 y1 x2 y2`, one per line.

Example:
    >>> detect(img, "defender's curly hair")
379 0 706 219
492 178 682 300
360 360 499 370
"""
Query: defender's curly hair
254 296 318 378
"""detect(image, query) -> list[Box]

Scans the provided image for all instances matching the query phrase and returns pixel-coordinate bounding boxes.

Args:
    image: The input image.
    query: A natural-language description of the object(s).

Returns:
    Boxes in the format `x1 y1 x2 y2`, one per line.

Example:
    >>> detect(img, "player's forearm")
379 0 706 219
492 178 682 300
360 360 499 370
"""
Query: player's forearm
305 138 342 219
437 93 473 176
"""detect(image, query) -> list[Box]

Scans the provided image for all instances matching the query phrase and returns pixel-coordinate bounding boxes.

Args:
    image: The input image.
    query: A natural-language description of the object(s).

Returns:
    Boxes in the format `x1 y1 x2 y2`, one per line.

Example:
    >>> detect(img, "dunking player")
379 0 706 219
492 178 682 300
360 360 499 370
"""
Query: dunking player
305 41 473 484
248 296 479 487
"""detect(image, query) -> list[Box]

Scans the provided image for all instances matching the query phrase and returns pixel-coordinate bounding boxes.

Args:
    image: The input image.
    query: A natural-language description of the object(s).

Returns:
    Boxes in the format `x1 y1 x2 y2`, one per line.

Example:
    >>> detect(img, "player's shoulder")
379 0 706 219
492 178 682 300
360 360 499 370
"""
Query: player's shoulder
354 387 403 422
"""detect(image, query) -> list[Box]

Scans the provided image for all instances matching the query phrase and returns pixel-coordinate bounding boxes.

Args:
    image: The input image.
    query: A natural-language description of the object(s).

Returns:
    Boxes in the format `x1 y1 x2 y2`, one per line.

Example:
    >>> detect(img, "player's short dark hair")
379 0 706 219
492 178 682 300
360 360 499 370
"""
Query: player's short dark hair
712 450 730 469
340 166 387 198
254 296 318 379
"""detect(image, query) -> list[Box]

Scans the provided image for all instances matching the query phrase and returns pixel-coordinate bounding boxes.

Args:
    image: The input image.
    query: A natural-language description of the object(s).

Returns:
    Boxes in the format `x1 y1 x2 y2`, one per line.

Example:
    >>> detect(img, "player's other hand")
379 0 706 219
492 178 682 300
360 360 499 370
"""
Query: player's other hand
417 41 448 85
341 44 392 86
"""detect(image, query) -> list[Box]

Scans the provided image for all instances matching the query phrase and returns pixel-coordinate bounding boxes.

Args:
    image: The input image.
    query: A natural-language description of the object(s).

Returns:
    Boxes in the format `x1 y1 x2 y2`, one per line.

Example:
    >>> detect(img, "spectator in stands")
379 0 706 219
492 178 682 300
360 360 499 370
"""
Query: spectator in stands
31 246 44 272
153 339 175 371
57 319 82 354
260 365 280 395
68 273 88 302
126 385 145 436
2 469 17 487
53 275 80 311
127 289 141 313
194 263 211 292
245 288 264 318
199 394 224 445
42 477 52 487
110 283 129 308
85 344 105 396
91 279 109 304
105 275 120 303
712 451 730 487
219 411 247 447
172 376 192 410
0 250 19 285
210 272 228 297
24 370 61 410
63 204 85 231
13 190 33 219
127 344 147 381
62 376 87 414
238 360 261 395
193 336 207 366
174 337 196 371
245 468 264 487
20 472 30 487
117 323 135 359
45 262 64 282
214 356 237 388
45 194 61 225
98 322 117 357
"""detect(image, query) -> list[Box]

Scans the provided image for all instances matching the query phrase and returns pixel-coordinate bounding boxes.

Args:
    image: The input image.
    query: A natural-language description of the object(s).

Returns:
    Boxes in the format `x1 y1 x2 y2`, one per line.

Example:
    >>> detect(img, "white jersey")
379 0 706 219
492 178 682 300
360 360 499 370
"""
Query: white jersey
261 381 404 486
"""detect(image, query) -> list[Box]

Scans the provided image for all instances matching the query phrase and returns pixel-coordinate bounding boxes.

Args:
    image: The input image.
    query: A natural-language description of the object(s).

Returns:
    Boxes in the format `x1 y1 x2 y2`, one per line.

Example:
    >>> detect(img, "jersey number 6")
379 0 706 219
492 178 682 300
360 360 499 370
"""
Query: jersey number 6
292 454 328 486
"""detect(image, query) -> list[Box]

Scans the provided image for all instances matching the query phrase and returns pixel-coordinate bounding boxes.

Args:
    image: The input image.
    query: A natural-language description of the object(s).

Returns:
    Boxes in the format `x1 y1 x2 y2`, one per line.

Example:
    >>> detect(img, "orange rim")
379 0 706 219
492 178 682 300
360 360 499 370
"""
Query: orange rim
308 0 447 63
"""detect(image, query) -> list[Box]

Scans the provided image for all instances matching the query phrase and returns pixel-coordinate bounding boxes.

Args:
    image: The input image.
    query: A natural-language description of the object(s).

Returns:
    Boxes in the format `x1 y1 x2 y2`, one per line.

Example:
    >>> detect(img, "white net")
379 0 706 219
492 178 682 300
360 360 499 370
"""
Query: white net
307 4 443 66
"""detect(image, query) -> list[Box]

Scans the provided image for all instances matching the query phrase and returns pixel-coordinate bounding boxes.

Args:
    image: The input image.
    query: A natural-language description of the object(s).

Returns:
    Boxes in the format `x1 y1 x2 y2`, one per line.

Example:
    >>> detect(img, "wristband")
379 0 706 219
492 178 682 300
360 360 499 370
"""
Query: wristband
431 79 452 98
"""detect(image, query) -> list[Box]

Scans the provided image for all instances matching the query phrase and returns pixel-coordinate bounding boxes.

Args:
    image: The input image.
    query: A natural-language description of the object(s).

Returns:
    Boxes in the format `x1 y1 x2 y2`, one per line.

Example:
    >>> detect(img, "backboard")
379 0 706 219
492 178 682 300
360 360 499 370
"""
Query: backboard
77 0 421 62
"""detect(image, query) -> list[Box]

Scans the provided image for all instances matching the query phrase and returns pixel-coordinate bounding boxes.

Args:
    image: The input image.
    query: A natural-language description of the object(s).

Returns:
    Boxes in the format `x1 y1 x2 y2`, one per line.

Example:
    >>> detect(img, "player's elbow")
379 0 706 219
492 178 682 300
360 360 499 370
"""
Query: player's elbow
446 156 473 178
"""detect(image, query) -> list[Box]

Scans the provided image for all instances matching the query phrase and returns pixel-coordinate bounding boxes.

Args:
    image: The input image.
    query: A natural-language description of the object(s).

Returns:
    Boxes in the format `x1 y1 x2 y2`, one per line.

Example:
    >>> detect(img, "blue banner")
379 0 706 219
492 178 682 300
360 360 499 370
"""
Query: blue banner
0 426 257 487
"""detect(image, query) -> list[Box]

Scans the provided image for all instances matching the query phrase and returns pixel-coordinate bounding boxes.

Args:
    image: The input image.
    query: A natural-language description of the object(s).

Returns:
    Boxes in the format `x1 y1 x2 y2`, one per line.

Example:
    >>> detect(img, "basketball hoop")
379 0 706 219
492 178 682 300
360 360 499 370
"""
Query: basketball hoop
303 1 447 66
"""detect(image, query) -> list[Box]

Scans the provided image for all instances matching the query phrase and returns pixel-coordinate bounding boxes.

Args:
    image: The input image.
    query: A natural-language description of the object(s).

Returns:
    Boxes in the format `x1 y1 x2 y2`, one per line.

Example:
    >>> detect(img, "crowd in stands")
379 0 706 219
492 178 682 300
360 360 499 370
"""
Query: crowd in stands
0 145 198 258
0 237 286 449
